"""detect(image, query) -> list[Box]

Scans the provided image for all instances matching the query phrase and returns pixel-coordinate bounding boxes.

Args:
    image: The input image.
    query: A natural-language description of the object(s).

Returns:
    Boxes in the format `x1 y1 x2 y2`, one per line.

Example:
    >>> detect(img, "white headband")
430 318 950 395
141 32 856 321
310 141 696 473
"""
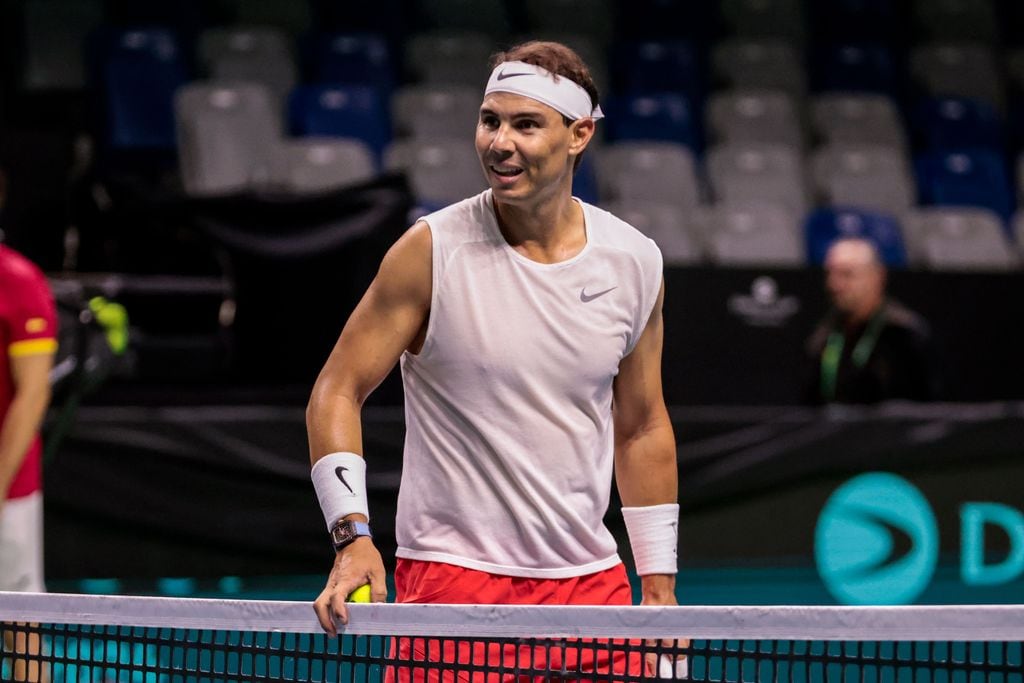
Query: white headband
484 60 603 121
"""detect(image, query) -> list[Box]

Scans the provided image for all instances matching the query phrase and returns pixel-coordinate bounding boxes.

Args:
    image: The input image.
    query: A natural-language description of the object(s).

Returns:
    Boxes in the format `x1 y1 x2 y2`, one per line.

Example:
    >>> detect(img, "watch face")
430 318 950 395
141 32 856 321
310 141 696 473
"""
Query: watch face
332 523 355 545
332 521 371 550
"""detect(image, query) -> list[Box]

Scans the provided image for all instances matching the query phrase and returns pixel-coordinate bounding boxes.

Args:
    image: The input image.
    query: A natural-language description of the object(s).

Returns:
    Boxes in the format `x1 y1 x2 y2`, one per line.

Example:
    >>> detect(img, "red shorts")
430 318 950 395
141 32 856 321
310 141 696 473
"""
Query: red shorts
386 559 647 683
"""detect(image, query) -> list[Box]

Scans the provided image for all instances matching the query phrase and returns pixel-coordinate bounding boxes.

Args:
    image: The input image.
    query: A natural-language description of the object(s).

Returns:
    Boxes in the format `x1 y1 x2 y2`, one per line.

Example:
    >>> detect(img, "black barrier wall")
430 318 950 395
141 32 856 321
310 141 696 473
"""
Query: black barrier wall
44 403 1024 603
662 268 1024 404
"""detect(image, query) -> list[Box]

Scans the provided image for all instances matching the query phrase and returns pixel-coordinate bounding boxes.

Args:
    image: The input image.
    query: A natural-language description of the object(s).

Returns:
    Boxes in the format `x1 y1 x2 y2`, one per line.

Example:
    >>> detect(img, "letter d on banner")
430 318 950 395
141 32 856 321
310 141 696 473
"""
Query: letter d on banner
961 503 1024 586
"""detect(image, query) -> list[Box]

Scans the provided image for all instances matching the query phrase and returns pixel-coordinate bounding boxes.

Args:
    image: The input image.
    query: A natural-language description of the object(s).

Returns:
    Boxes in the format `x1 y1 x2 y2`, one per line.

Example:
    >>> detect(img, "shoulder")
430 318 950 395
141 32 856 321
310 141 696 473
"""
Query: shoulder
0 246 52 310
418 191 495 242
0 246 47 288
583 202 663 272
883 300 931 340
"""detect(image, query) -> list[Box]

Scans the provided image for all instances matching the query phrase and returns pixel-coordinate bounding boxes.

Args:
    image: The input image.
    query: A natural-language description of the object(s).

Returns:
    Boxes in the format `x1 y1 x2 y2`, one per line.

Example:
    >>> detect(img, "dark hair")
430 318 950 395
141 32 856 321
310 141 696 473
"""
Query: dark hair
489 41 599 171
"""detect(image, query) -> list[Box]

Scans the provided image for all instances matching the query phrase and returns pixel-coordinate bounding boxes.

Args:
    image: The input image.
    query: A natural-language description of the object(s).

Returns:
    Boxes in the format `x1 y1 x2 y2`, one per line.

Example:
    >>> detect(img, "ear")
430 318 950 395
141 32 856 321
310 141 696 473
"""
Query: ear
568 117 596 156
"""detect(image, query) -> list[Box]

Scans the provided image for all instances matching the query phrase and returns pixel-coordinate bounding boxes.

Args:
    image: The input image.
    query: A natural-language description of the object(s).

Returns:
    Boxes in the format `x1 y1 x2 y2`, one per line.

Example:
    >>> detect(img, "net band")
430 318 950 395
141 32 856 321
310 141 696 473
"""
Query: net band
4 593 1023 683
3 592 1024 641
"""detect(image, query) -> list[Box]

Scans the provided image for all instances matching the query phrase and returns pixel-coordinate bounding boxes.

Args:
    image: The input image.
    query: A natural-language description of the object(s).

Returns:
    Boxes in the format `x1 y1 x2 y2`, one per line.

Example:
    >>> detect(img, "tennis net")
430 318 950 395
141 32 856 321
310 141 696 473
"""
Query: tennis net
1 592 1022 682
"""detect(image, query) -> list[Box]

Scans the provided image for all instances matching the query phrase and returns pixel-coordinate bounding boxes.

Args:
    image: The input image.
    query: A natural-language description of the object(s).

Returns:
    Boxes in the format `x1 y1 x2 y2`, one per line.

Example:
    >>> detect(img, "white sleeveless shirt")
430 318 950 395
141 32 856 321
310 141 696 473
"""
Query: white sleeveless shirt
396 190 663 578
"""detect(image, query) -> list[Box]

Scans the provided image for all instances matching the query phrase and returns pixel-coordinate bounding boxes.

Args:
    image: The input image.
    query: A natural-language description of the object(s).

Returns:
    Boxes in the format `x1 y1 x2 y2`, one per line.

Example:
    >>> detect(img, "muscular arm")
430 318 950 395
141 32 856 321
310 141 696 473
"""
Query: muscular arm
307 222 433 457
308 222 432 633
612 281 678 604
0 352 54 503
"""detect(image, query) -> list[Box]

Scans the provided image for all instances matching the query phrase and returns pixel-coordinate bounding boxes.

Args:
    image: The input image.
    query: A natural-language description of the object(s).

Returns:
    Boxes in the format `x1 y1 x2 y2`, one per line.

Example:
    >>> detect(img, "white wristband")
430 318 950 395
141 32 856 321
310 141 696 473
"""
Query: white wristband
311 452 369 530
622 503 679 576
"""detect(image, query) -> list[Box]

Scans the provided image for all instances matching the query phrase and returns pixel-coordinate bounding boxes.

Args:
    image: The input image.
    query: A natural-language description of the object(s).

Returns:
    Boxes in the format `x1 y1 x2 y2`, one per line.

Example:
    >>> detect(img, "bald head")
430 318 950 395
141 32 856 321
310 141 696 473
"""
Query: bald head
824 237 886 323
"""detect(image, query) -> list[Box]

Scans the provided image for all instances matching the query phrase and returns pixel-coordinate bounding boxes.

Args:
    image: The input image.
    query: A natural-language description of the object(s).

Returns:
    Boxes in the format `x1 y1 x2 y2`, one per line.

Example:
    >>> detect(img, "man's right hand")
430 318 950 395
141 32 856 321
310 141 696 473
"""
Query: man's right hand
313 537 387 636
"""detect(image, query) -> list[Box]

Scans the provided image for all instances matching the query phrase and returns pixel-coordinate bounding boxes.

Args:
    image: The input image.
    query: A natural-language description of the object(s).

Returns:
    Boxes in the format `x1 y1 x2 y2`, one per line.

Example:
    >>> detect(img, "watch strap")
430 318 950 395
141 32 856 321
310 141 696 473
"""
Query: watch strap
331 520 372 552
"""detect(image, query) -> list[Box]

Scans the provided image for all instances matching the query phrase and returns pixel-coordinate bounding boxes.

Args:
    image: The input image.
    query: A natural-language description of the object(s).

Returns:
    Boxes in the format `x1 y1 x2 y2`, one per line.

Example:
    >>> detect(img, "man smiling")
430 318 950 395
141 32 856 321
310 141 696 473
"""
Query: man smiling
307 40 682 677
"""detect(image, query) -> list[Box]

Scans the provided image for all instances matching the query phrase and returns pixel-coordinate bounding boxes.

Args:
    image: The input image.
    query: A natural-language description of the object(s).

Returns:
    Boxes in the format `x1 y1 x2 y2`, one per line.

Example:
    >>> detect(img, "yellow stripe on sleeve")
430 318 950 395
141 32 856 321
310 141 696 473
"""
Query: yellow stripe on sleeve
9 338 58 357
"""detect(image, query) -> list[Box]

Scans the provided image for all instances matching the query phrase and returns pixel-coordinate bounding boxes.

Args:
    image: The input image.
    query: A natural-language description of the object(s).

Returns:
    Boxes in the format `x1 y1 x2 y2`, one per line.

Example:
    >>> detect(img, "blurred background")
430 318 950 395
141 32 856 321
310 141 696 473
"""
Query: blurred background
1 0 1023 606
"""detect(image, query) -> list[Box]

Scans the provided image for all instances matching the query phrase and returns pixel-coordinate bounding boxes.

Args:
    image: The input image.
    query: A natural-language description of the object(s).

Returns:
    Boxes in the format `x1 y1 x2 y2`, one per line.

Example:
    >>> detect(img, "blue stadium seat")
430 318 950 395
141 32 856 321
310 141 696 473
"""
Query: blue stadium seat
305 33 395 92
289 85 391 161
813 43 899 97
913 97 1004 151
91 27 190 150
602 93 700 151
916 148 1014 221
805 208 908 267
609 40 703 103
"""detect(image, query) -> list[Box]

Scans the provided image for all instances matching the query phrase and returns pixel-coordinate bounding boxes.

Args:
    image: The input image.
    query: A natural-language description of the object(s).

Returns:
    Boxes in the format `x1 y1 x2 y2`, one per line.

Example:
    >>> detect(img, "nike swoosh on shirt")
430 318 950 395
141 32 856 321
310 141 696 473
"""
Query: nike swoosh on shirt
580 286 617 303
496 70 533 80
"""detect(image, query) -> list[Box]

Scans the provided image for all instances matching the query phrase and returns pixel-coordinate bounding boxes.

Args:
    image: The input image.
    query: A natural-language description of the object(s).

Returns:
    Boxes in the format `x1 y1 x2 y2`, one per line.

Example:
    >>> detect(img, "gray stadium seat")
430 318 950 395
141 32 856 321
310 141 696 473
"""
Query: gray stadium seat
385 138 487 206
604 202 703 266
691 204 804 267
392 84 481 140
707 89 805 149
902 208 1018 271
406 32 494 85
707 143 810 217
198 27 297 104
176 82 283 196
811 144 915 217
910 43 1004 112
268 139 376 195
712 40 806 99
912 0 998 43
598 142 700 209
21 0 102 89
810 93 908 151
719 0 805 44
524 0 614 46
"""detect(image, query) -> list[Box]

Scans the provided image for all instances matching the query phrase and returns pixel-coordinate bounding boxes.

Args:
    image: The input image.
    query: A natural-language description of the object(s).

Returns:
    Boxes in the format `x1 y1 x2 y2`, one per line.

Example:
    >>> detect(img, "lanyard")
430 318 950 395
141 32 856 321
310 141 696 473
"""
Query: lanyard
820 304 888 401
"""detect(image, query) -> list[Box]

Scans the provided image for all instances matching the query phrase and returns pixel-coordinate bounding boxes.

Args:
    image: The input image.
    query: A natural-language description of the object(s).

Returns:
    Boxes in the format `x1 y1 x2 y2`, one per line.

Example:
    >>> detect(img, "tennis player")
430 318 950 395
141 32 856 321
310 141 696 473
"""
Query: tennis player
1 166 57 683
308 41 683 679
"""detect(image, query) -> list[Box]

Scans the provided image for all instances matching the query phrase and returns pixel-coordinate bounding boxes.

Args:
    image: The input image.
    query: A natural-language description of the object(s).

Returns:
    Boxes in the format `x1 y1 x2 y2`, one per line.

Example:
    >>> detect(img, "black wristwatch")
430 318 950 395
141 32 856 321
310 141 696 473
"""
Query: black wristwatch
330 520 372 552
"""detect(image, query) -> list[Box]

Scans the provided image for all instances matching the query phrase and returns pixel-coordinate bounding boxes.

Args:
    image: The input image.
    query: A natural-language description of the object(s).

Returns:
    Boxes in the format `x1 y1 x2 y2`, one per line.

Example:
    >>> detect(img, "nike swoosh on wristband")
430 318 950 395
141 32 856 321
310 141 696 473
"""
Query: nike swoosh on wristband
580 286 617 302
496 70 533 80
335 466 354 494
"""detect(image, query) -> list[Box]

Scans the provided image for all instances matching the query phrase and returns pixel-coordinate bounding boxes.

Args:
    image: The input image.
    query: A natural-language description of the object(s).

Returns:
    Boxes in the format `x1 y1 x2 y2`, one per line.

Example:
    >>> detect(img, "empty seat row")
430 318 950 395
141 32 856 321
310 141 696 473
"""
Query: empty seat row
597 140 1016 222
614 203 1020 272
174 78 1023 234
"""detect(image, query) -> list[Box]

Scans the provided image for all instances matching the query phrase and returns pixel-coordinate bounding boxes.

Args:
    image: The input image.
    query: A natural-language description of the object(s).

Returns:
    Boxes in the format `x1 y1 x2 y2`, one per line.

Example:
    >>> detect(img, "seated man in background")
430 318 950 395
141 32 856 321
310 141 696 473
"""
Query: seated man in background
805 236 937 404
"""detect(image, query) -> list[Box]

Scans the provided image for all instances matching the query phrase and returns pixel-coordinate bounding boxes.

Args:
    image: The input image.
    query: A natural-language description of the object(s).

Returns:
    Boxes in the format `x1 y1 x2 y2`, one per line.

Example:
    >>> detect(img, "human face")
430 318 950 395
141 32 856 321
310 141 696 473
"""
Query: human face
825 240 885 319
475 92 588 205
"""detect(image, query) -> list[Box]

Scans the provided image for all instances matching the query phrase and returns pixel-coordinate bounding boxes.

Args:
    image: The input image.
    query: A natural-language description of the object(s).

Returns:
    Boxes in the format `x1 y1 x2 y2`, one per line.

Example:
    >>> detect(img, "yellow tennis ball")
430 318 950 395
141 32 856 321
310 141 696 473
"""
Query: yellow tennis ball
347 584 372 603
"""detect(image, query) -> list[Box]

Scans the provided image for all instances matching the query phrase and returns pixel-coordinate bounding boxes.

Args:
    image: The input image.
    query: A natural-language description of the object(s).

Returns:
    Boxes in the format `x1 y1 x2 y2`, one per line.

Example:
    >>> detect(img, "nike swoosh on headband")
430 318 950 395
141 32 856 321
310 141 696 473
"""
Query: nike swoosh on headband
496 70 533 80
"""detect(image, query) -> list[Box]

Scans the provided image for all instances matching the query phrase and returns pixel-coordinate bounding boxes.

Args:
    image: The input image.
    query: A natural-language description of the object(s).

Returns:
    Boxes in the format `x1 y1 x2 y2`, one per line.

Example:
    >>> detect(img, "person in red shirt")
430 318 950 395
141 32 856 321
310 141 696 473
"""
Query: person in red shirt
0 165 57 682
0 167 57 592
